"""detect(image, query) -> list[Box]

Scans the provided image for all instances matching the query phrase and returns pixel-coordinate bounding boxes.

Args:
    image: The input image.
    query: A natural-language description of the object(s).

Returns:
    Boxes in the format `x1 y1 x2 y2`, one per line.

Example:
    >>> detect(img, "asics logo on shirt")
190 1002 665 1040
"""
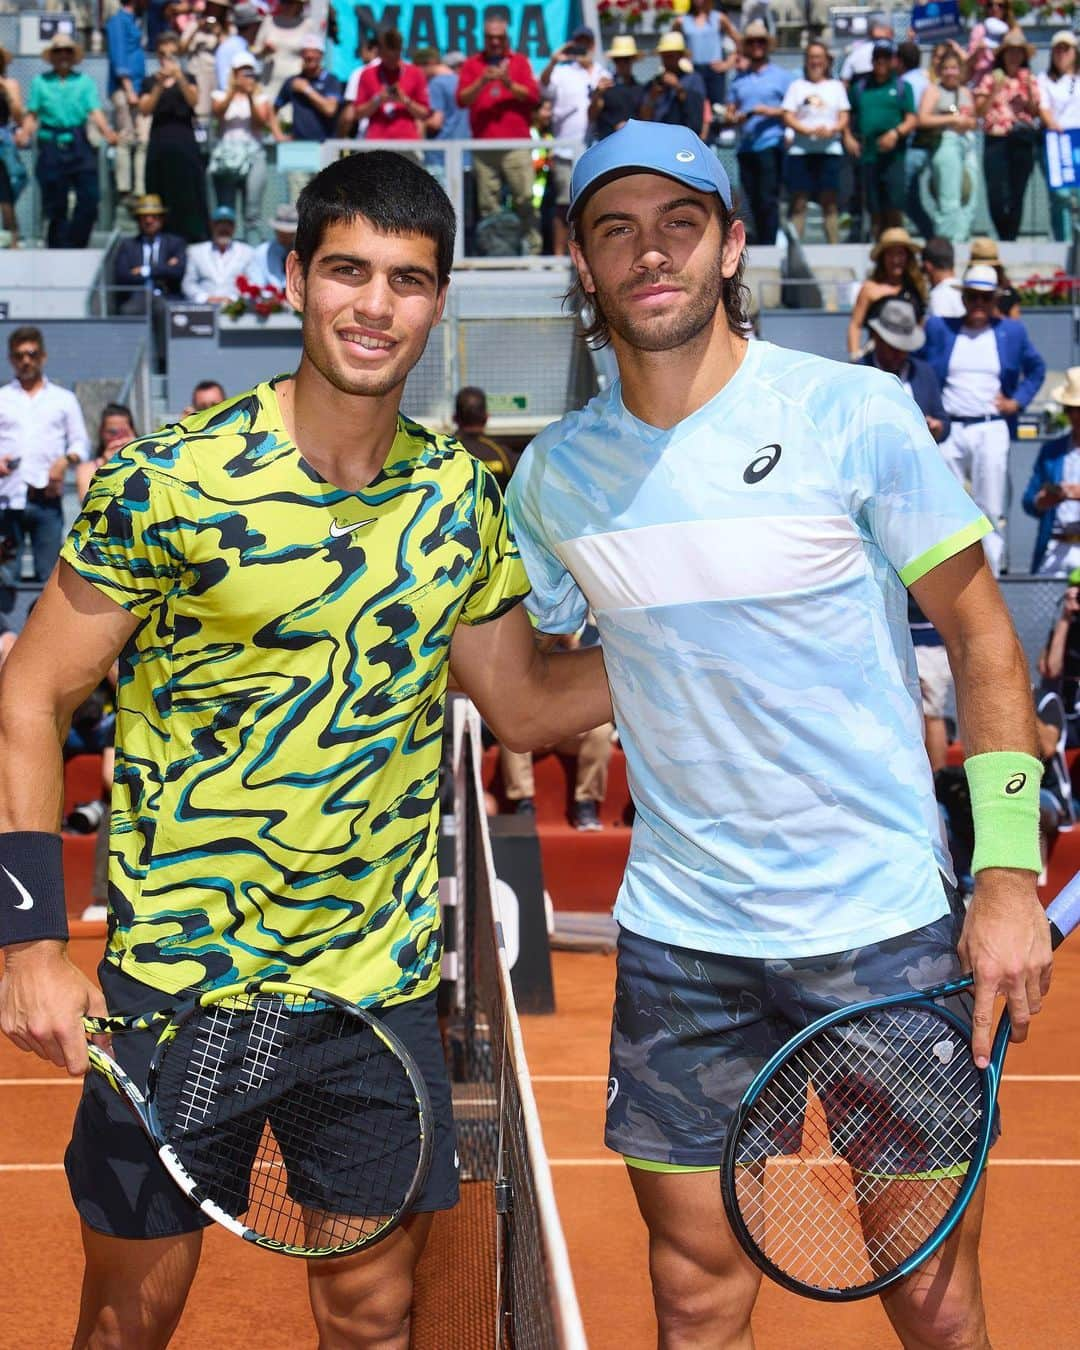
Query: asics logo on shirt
328 517 377 539
743 444 782 484
2 866 34 910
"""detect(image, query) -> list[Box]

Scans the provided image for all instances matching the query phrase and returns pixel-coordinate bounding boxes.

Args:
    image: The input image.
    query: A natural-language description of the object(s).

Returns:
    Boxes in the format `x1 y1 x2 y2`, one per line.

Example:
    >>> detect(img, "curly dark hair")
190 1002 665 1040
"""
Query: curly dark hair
565 199 752 350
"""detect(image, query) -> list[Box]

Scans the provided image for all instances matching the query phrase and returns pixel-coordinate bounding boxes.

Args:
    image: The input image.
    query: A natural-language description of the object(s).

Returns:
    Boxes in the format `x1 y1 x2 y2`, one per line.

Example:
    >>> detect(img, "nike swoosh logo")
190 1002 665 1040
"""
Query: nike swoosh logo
3 866 34 910
328 517 377 539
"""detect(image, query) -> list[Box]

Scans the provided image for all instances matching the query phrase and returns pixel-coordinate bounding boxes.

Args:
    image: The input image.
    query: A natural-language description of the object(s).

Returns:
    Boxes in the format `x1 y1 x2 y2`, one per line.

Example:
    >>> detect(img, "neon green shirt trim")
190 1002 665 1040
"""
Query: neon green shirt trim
898 517 993 589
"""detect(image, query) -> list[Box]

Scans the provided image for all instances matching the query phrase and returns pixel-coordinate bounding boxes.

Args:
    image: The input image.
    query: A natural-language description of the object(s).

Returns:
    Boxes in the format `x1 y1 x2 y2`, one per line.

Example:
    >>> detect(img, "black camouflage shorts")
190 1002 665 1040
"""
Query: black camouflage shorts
606 887 975 1168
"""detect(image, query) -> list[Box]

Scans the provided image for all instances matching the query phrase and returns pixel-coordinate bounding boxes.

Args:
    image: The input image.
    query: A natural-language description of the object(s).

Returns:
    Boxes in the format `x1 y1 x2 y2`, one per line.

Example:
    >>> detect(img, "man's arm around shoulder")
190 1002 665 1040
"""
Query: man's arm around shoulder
0 565 138 1075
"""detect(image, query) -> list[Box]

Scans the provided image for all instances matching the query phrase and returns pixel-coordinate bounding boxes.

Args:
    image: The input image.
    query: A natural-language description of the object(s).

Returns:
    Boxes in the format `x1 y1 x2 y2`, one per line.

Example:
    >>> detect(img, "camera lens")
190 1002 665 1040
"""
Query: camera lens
67 799 106 833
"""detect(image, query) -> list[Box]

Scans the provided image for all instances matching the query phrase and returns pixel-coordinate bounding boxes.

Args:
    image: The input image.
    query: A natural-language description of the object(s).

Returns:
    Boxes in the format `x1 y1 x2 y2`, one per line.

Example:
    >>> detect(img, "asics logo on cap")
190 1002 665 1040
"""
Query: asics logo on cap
675 150 695 163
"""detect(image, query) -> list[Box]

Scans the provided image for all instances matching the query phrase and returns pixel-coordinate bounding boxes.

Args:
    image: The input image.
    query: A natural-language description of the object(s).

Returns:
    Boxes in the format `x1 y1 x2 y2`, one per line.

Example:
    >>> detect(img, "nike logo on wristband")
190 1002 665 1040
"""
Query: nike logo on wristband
2 866 34 910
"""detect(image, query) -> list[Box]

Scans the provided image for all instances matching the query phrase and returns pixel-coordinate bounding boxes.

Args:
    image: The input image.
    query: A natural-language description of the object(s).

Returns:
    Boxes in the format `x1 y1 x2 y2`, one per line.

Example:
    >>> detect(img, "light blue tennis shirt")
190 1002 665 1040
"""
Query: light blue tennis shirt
506 341 990 959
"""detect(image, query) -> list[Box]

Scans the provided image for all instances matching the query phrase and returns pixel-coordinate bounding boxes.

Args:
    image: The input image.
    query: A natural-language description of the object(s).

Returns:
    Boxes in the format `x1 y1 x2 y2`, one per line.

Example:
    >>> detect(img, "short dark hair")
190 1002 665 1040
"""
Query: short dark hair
897 40 921 72
922 236 954 270
295 151 456 283
8 325 43 354
566 198 751 349
454 386 487 426
379 27 403 55
193 379 226 400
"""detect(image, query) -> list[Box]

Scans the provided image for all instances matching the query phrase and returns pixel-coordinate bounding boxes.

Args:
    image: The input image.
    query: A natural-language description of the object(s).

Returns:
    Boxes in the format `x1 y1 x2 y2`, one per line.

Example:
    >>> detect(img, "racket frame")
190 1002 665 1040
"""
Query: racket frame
720 974 1007 1302
83 978 434 1259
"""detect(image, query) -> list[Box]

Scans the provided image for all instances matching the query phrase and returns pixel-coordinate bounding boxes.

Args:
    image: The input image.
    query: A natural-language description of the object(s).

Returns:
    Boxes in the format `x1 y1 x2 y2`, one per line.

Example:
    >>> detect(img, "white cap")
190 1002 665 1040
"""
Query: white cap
953 263 1000 292
231 50 258 71
298 30 325 52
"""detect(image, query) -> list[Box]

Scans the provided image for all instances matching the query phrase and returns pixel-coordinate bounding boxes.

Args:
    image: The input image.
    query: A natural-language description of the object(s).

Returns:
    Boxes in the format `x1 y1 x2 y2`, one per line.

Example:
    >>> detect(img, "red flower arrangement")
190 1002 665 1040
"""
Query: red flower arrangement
1015 270 1076 307
222 275 294 320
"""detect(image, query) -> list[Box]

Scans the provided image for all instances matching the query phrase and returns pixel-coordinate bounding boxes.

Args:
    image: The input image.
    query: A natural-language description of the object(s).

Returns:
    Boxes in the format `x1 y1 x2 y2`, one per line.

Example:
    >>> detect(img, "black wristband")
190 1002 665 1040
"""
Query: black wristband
0 832 68 947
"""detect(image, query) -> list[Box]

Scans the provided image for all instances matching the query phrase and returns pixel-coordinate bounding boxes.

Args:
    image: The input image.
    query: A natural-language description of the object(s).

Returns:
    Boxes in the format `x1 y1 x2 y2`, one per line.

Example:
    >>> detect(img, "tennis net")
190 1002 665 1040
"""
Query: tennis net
443 698 588 1350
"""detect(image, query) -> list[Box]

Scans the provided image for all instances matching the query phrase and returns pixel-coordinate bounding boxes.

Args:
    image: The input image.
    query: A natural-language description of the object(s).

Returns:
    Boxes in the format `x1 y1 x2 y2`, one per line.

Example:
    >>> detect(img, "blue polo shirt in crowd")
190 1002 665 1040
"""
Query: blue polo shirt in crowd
275 69 343 141
105 5 145 97
428 72 470 140
729 61 793 151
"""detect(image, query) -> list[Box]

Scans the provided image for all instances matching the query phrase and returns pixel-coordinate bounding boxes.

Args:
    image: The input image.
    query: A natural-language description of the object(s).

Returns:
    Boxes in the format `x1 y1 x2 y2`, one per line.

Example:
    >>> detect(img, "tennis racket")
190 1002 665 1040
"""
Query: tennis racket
83 979 432 1259
720 877 1080 1301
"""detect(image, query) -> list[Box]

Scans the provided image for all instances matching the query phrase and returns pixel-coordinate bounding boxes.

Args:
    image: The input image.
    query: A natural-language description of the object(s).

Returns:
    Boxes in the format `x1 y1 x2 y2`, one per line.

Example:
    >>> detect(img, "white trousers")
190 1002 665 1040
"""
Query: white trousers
940 418 1010 575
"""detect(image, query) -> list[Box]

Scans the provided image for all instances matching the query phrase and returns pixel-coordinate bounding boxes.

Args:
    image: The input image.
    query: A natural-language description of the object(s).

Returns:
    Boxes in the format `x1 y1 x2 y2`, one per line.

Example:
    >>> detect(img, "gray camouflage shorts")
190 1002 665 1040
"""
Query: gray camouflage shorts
606 887 973 1168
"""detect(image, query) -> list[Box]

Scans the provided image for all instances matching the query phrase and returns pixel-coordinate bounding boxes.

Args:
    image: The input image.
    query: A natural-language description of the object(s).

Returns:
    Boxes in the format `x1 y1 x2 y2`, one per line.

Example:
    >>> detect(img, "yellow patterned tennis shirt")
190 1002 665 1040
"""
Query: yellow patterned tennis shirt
61 380 529 1006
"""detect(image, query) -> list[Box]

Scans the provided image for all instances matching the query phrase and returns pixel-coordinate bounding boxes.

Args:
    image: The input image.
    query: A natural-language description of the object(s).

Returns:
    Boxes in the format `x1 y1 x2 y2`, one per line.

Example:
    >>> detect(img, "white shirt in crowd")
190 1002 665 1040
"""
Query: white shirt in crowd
543 59 610 156
182 238 256 304
928 277 967 317
781 77 849 154
0 377 91 510
942 325 1002 418
1039 71 1080 129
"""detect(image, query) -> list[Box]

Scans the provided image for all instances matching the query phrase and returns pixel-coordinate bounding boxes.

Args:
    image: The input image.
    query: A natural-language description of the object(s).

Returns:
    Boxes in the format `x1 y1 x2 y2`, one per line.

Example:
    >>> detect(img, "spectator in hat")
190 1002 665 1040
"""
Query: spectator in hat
781 39 849 244
540 28 610 255
140 31 209 244
210 51 285 242
845 39 917 238
112 193 187 314
352 28 431 141
846 225 927 359
252 0 309 102
642 31 707 137
862 298 949 443
963 0 1015 88
678 0 738 118
415 48 469 140
923 263 1047 574
18 33 118 249
275 32 341 198
840 10 895 82
1038 31 1080 242
105 0 148 208
1023 369 1080 575
590 36 646 141
247 202 296 289
724 21 792 245
457 16 542 255
922 235 966 317
918 44 978 243
974 28 1044 240
181 203 254 302
214 1 262 90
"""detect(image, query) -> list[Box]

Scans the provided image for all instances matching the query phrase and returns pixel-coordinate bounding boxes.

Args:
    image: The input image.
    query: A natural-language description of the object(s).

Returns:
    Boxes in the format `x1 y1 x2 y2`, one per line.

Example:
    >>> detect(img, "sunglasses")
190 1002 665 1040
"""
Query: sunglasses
13 349 40 360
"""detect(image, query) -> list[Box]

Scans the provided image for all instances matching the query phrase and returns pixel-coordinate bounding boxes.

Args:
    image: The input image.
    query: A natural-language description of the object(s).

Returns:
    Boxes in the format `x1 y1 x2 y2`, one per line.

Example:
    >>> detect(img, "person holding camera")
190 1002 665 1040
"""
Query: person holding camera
640 30 707 136
1023 369 1080 575
139 33 208 243
540 26 609 255
179 0 224 119
352 28 430 141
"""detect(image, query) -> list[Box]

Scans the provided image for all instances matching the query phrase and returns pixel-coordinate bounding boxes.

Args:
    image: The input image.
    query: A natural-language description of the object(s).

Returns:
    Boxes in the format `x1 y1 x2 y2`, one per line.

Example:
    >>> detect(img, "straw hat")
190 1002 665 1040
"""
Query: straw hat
742 19 774 48
969 236 1001 265
656 30 688 54
42 31 84 62
606 35 641 61
270 202 298 235
133 194 167 216
1051 29 1079 48
870 225 922 261
997 26 1033 59
1052 368 1080 408
952 263 1000 292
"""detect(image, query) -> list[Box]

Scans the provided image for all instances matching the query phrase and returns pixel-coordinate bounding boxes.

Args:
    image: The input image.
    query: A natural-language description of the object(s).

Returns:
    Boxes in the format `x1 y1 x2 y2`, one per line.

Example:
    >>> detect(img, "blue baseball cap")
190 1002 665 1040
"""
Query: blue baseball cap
211 205 236 223
568 120 732 224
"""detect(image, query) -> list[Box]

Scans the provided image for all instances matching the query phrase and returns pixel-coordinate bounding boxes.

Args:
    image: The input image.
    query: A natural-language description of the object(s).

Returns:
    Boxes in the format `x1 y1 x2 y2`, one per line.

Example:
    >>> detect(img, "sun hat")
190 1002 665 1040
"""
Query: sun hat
231 2 261 26
133 194 168 216
297 30 325 52
42 31 83 61
956 263 1000 291
231 49 258 70
871 225 922 260
444 49 466 68
607 35 641 60
867 299 926 353
1052 368 1080 408
568 119 732 222
656 30 688 53
997 26 1033 58
270 203 298 234
742 19 773 46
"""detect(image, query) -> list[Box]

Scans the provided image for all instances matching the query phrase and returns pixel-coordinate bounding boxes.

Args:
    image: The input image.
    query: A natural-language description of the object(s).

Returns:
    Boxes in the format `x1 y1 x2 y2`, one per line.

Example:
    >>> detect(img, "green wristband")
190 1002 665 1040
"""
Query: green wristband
963 751 1043 875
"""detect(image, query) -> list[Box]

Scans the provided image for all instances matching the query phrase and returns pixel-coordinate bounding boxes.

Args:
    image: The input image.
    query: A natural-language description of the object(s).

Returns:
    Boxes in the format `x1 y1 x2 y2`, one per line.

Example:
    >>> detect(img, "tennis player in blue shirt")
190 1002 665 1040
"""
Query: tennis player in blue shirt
507 120 1052 1348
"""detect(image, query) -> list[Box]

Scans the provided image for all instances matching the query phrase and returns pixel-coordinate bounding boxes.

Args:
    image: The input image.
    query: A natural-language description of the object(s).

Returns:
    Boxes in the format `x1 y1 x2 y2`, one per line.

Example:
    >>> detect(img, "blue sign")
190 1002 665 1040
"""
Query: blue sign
911 0 962 41
327 2 575 81
1047 129 1080 193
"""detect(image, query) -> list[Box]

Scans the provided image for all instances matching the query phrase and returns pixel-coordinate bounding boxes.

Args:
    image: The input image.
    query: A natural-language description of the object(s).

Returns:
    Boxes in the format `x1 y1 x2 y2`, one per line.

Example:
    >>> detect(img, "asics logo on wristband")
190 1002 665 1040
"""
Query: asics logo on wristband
2 866 34 910
1005 773 1027 795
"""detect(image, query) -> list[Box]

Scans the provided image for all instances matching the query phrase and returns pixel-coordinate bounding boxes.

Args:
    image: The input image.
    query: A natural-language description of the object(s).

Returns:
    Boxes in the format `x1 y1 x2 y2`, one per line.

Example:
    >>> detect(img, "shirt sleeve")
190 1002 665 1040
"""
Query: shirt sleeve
62 390 91 463
459 462 531 625
61 447 191 616
837 371 991 588
505 450 589 635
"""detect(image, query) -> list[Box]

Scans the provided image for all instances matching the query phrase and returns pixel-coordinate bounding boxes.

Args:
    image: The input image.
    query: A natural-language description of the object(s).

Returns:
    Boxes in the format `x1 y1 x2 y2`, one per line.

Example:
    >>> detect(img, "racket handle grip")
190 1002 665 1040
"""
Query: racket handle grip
1046 871 1080 949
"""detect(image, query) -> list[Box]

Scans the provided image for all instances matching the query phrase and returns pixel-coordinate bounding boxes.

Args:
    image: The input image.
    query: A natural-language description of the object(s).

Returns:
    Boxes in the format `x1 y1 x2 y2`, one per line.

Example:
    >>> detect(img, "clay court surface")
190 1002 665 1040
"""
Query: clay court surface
1 936 1078 1348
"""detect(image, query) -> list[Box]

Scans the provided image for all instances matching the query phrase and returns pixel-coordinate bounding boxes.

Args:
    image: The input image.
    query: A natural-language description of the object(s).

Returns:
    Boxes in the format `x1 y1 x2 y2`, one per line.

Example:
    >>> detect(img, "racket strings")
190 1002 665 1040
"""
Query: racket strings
153 993 425 1254
731 1005 982 1293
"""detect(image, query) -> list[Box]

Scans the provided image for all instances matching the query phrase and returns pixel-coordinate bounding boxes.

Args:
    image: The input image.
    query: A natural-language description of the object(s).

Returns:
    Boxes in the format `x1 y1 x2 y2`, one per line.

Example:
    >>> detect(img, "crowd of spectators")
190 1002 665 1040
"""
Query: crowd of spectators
0 1 1072 261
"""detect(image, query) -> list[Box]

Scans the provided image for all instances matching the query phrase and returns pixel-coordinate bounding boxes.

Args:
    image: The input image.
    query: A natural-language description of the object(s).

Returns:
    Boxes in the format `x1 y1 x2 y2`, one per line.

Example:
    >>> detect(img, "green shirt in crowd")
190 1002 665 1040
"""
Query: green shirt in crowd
27 69 100 136
849 75 914 163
